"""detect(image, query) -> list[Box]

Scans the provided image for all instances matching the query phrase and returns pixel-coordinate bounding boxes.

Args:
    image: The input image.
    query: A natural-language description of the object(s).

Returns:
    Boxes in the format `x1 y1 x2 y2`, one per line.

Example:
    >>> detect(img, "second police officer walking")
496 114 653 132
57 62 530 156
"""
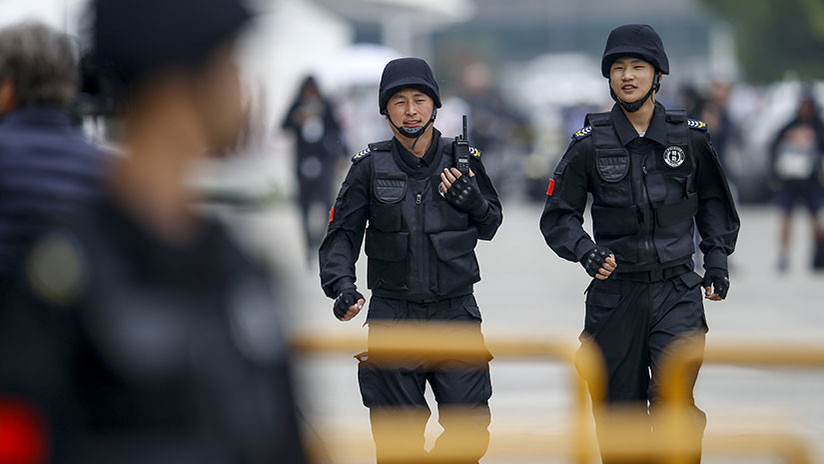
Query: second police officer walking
319 58 502 463
539 24 740 462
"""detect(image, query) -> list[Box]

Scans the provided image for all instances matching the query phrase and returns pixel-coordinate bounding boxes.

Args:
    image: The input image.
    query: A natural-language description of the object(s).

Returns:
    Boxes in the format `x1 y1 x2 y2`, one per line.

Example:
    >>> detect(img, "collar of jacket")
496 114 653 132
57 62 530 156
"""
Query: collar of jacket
610 101 669 147
0 106 73 128
393 128 442 170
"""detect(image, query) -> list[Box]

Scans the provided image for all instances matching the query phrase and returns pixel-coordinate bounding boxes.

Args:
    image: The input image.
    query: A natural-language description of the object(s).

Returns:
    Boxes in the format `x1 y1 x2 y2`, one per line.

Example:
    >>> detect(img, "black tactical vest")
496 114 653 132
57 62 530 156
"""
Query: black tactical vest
363 138 480 301
586 109 698 269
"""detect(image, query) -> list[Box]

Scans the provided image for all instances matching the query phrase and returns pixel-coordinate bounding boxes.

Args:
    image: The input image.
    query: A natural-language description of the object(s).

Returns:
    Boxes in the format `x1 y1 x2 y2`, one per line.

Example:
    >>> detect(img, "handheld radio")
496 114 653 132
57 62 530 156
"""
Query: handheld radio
453 115 470 175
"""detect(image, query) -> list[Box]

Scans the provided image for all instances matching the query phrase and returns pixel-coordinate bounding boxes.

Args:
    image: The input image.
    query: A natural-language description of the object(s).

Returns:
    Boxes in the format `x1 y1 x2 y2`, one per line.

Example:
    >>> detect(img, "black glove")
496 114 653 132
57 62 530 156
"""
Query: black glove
444 174 489 218
702 268 730 299
580 246 613 278
333 287 364 320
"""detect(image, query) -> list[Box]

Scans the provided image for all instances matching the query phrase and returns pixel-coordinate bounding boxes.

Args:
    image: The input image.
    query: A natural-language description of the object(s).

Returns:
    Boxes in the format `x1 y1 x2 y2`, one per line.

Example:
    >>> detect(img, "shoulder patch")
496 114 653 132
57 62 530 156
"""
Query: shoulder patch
351 148 372 163
469 146 482 159
687 118 708 131
572 126 592 141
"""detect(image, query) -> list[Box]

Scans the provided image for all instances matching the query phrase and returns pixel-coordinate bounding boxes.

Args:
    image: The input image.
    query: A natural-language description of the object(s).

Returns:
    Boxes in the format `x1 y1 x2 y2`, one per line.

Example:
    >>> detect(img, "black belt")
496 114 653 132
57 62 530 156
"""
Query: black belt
611 264 691 283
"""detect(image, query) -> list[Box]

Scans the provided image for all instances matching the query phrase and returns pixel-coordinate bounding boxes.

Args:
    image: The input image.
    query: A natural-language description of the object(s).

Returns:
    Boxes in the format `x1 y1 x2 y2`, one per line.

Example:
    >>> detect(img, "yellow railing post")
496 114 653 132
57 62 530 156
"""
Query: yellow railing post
658 335 824 464
293 326 823 463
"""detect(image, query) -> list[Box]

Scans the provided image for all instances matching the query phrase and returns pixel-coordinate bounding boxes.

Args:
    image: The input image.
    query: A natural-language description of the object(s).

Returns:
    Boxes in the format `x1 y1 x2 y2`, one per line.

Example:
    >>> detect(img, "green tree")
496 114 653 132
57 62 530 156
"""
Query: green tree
699 0 824 82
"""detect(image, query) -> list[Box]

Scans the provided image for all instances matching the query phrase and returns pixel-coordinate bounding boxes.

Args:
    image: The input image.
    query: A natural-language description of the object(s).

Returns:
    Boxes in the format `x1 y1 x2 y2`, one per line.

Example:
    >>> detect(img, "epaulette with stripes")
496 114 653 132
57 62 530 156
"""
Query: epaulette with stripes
687 118 708 131
572 126 592 141
351 148 371 163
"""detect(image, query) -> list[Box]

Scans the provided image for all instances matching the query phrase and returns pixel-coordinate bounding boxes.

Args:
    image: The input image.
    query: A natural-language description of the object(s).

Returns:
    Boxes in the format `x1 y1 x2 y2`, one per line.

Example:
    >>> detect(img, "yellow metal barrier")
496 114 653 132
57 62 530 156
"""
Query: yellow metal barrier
292 322 604 463
293 325 820 463
655 334 824 464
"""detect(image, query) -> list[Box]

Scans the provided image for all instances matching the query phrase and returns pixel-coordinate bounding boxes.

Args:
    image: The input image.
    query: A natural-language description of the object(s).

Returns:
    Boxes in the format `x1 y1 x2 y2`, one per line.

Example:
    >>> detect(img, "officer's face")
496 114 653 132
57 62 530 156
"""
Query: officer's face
386 89 434 131
609 57 657 103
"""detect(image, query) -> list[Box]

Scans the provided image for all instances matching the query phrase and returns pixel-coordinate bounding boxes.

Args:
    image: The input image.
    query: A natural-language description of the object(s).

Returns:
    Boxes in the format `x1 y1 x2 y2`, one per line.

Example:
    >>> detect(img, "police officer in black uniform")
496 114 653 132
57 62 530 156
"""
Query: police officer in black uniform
319 57 502 463
0 1 306 462
539 25 739 461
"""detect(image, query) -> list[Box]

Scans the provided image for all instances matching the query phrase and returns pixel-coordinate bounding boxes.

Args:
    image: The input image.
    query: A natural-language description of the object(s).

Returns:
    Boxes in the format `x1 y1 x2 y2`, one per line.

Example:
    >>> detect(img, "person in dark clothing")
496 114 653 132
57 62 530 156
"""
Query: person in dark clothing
0 21 104 299
0 1 306 463
769 89 824 272
282 75 346 264
319 57 502 463
539 24 739 462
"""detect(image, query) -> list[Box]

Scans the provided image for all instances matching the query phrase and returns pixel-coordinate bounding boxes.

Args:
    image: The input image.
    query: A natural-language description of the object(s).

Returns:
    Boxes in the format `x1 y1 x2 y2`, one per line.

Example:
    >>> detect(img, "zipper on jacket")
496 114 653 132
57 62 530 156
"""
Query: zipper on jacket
639 161 655 263
415 192 424 294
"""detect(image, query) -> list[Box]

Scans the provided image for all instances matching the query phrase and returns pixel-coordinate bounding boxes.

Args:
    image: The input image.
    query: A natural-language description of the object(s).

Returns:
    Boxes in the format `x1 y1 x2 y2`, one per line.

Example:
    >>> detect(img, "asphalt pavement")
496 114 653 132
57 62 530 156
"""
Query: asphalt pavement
220 202 824 463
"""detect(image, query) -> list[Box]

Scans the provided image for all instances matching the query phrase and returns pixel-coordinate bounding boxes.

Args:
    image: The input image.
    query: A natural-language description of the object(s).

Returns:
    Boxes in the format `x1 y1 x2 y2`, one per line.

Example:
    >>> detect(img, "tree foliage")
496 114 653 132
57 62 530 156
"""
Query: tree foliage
699 0 824 82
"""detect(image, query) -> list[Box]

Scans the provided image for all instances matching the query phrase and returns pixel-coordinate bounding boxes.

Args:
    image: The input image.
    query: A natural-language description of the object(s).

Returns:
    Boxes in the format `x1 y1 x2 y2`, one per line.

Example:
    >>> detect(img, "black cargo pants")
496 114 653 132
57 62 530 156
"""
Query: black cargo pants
357 294 492 464
583 269 708 463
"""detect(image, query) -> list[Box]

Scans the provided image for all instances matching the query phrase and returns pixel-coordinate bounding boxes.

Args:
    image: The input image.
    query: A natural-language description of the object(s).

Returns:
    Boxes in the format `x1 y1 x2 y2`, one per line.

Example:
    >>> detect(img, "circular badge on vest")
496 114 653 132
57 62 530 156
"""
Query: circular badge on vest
663 146 686 168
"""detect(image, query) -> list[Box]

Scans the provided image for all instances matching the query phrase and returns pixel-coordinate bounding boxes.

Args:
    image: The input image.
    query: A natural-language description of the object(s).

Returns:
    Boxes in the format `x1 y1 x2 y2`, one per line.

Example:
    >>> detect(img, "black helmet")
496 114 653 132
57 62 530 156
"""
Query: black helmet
93 0 252 88
601 24 669 78
378 57 441 115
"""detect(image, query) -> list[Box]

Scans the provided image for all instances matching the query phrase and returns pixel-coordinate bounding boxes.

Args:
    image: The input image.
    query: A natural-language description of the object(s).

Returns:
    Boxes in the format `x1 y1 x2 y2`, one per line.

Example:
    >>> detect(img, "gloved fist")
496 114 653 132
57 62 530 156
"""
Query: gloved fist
441 168 489 218
702 268 729 300
581 246 616 279
333 288 365 321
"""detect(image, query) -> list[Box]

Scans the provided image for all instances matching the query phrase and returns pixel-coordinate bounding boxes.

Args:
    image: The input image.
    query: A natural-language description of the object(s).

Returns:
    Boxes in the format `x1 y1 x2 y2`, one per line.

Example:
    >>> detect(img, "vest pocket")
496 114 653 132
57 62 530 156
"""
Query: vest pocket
365 228 409 291
655 192 698 227
596 148 630 182
374 171 407 203
591 204 639 235
653 193 698 262
370 202 402 232
370 171 407 232
428 229 480 295
424 200 470 233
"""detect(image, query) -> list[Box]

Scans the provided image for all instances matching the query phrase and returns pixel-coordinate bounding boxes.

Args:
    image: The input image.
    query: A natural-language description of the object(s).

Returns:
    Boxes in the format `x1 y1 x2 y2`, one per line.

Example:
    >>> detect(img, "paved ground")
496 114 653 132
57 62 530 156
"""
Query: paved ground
221 202 824 463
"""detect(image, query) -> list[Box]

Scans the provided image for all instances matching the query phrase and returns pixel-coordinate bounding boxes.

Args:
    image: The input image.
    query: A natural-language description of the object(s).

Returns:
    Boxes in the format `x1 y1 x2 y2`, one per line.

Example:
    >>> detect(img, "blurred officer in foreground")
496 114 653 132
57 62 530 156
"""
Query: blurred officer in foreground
0 22 104 301
539 24 739 462
282 75 346 266
769 89 824 272
0 0 306 463
319 58 502 463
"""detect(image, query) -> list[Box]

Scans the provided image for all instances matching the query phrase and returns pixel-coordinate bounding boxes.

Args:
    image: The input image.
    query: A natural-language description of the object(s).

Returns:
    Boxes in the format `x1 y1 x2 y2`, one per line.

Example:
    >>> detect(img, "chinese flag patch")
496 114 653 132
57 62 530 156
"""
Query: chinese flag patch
328 206 335 224
546 179 556 196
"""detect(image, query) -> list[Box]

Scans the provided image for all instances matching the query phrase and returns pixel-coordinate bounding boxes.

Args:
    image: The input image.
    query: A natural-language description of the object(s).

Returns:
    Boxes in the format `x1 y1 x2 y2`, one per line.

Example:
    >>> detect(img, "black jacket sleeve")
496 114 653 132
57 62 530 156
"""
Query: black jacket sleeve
468 156 503 241
693 131 740 271
539 139 597 263
318 159 371 298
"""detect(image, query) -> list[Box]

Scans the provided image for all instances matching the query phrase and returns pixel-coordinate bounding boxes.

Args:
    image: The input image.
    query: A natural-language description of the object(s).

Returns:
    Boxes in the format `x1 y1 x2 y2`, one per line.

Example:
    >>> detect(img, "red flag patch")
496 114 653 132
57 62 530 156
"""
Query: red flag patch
328 206 335 224
546 179 556 196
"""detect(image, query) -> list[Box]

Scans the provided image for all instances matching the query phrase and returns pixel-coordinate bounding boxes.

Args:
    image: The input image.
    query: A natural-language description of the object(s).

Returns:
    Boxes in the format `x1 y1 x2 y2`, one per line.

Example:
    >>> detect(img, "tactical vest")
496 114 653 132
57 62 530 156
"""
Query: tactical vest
362 138 480 301
586 109 698 268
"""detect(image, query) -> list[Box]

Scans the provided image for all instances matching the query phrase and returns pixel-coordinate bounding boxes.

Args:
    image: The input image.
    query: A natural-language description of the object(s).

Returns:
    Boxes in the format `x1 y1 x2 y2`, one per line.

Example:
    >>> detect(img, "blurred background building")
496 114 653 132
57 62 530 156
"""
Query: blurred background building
4 0 822 206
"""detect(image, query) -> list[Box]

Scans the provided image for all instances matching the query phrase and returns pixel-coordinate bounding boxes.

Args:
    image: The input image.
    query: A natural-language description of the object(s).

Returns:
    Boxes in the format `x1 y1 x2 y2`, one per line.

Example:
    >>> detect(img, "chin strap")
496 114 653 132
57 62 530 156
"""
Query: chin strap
389 109 437 150
611 74 660 113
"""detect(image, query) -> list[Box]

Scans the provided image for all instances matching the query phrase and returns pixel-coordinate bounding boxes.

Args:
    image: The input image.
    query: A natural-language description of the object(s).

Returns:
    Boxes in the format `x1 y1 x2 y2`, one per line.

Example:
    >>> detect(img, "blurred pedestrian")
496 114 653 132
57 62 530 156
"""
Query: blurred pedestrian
462 62 520 194
701 81 738 180
0 0 306 463
0 21 104 301
319 57 502 463
769 88 824 272
282 75 346 266
539 24 739 463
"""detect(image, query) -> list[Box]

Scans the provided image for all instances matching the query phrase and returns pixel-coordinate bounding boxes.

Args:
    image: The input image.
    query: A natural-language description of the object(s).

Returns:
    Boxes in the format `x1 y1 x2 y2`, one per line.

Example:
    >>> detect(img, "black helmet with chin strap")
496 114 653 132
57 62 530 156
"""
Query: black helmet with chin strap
378 57 441 149
601 24 669 112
